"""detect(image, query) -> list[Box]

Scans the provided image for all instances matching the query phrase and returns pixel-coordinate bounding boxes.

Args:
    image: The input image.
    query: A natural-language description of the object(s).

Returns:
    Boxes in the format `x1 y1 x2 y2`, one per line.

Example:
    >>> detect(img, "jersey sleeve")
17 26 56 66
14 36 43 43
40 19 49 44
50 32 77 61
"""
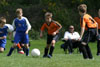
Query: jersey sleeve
80 17 86 28
5 24 14 32
41 23 46 31
12 19 16 29
54 21 62 32
25 17 31 30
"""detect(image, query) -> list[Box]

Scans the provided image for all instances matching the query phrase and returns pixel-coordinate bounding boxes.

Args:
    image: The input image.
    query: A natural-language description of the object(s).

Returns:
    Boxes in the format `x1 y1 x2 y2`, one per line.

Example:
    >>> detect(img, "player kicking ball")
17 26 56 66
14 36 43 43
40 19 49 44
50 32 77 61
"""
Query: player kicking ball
40 12 62 58
7 8 31 56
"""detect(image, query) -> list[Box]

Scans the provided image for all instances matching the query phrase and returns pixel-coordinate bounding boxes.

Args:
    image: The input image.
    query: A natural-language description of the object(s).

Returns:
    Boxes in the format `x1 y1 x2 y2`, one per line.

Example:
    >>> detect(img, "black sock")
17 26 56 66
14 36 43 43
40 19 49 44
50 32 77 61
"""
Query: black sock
22 46 26 53
44 48 49 56
7 47 14 56
49 46 55 56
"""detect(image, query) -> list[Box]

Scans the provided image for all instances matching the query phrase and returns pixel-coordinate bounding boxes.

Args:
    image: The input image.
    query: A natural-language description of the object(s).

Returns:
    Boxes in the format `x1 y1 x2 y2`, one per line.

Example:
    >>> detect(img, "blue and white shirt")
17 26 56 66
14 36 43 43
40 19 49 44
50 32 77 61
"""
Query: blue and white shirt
0 24 14 43
12 17 31 32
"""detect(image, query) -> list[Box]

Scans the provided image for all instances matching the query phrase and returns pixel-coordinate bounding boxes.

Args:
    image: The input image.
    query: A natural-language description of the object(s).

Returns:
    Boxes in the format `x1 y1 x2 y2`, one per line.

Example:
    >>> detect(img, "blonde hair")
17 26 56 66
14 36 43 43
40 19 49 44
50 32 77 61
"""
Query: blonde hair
0 17 6 24
45 12 53 18
78 4 87 13
16 8 23 14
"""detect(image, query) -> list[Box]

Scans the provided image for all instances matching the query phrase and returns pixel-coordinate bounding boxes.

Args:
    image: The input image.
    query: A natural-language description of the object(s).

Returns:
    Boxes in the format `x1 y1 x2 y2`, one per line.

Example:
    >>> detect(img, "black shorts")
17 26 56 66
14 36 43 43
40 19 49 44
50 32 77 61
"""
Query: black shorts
47 33 60 44
82 28 97 44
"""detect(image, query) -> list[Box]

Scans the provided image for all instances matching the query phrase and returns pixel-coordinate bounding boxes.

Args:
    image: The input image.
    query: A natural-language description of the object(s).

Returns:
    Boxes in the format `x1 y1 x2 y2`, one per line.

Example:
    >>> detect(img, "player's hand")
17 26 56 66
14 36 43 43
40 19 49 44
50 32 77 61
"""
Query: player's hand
78 37 81 41
0 36 6 39
40 33 43 38
25 30 29 34
52 32 56 36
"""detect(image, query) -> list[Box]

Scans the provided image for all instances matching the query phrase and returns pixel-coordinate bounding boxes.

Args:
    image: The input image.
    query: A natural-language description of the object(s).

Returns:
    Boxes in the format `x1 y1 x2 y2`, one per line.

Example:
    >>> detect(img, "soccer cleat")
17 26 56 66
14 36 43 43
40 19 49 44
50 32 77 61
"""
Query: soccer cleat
7 54 11 56
97 53 100 56
43 55 47 58
18 50 24 54
47 55 52 58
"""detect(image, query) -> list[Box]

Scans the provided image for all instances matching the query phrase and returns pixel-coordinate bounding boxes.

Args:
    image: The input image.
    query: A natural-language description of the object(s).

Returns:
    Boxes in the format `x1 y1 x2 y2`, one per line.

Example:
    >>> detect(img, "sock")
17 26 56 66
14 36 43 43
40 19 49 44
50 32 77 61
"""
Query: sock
7 47 14 56
49 46 55 56
26 48 29 56
17 43 21 49
44 48 49 56
22 46 26 53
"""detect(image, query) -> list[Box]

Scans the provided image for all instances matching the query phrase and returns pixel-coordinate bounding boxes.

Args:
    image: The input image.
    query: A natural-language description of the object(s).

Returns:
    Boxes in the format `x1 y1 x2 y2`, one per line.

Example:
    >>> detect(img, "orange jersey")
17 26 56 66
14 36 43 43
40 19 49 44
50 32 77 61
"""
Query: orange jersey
41 21 62 35
94 17 100 29
80 14 97 30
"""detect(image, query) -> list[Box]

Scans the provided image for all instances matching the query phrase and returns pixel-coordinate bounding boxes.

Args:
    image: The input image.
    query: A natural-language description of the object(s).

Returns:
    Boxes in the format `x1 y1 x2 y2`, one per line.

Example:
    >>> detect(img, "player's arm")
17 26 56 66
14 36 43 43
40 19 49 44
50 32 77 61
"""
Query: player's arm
40 23 46 38
96 22 98 35
93 18 98 35
80 27 85 40
79 18 86 40
55 21 62 33
5 24 14 40
0 36 6 39
53 21 62 35
25 18 31 34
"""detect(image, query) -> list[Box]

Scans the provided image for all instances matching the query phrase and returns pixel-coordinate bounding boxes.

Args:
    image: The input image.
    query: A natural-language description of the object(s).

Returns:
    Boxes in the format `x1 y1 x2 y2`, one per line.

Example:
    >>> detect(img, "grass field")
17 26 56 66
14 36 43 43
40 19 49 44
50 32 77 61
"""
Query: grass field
0 39 100 67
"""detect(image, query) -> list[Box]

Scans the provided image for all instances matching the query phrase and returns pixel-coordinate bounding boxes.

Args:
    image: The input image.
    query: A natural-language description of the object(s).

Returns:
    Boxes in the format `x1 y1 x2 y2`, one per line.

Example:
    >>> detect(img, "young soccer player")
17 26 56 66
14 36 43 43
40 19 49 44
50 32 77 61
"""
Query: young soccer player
0 17 14 53
78 4 98 59
7 8 31 56
94 9 100 56
40 12 62 58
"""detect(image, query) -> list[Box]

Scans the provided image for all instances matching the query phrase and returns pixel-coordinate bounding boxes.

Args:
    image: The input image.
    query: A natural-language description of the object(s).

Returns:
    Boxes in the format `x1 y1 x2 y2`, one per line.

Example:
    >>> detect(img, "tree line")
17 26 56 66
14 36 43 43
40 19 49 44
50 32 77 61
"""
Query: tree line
0 0 100 39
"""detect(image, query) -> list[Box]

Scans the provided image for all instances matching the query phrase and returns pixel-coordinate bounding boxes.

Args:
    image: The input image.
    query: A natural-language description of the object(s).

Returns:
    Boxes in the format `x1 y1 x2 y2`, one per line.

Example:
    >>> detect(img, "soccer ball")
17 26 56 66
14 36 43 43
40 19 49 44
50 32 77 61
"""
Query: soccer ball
31 48 40 57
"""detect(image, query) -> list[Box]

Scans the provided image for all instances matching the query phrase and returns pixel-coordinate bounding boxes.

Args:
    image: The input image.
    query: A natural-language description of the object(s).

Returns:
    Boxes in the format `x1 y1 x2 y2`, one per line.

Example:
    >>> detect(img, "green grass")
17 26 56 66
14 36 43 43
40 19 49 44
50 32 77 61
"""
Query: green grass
0 40 100 67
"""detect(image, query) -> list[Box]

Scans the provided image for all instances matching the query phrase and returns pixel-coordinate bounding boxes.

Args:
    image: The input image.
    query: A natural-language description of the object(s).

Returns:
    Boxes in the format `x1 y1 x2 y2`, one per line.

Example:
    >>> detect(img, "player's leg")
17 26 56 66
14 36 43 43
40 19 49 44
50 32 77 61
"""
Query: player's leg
7 33 20 56
43 35 52 58
0 43 6 53
43 44 50 58
85 44 93 59
24 44 29 56
7 43 17 56
48 40 55 58
97 30 100 56
20 43 26 53
97 40 100 55
0 47 4 53
23 34 30 56
48 34 60 58
80 31 90 59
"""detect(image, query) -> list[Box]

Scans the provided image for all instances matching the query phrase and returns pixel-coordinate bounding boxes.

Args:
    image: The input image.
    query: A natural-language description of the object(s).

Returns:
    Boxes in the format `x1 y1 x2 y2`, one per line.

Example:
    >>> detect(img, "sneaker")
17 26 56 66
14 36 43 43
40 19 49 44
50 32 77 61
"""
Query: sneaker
43 54 47 58
47 55 52 58
69 52 72 55
18 50 24 54
97 53 100 56
7 54 11 56
26 54 29 56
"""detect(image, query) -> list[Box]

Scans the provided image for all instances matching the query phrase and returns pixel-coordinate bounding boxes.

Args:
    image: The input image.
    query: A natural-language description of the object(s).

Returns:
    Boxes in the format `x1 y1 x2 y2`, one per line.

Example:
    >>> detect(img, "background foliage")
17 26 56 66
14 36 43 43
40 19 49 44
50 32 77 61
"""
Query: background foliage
0 0 100 39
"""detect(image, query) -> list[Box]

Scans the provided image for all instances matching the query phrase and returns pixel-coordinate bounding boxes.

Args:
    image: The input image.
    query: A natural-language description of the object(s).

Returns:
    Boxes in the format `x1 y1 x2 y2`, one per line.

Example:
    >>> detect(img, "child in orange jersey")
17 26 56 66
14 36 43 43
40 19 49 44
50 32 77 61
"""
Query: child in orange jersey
40 12 62 58
94 9 100 56
78 4 98 59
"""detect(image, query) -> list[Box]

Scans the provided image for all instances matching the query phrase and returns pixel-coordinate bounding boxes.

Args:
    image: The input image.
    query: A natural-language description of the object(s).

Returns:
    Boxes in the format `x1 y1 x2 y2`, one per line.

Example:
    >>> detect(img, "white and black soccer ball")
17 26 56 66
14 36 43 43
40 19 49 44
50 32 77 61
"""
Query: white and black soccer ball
31 48 40 57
